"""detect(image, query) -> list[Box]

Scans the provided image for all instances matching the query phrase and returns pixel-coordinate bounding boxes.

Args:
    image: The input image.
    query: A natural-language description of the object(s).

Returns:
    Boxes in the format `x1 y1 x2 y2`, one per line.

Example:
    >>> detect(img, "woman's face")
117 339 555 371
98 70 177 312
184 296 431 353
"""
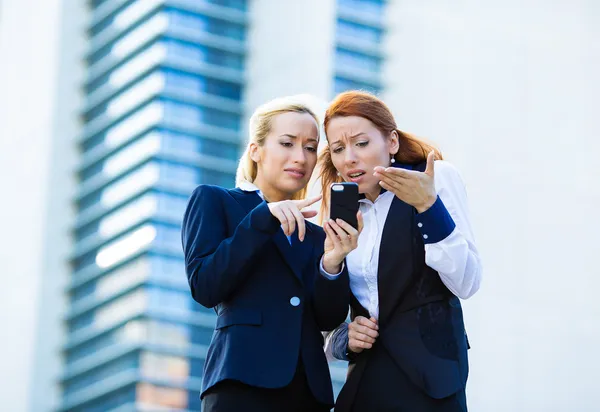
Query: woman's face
327 116 398 200
251 111 319 200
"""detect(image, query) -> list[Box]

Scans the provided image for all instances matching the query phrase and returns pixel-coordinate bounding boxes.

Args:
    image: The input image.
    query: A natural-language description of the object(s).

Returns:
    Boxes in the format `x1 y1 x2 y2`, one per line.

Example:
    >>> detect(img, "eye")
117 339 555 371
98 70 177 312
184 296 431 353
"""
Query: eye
305 146 317 153
356 141 368 148
332 146 344 154
280 142 293 147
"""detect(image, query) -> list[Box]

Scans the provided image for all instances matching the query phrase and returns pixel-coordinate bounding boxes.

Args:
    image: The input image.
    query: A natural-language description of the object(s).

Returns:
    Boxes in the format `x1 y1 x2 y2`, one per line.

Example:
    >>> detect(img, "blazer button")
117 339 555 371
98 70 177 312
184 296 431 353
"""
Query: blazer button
290 296 301 307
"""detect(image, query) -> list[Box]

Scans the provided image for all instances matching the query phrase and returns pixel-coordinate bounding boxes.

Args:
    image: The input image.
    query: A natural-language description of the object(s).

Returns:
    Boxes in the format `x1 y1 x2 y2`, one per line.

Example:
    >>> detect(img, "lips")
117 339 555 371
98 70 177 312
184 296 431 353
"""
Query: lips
284 168 306 178
346 169 366 182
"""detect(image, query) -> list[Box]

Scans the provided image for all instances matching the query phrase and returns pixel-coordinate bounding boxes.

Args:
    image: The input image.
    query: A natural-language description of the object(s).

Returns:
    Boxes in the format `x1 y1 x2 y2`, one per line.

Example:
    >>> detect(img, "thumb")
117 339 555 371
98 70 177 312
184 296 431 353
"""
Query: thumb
424 150 436 176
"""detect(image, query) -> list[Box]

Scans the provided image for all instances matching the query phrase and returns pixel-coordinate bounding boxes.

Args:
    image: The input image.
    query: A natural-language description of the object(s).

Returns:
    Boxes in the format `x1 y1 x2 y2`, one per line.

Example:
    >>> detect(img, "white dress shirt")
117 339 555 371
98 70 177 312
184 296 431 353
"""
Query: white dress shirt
347 160 482 320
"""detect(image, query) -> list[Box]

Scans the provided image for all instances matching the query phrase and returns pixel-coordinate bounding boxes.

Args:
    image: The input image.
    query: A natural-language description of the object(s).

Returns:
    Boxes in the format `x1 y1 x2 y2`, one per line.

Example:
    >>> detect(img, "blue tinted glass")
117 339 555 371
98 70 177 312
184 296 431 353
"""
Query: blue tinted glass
71 387 135 412
163 100 240 130
334 76 380 95
164 70 241 100
165 39 243 69
338 0 384 17
161 129 240 160
153 224 183 250
336 48 381 71
159 161 201 185
64 354 139 396
147 286 191 313
336 19 382 42
167 9 246 40
155 192 189 221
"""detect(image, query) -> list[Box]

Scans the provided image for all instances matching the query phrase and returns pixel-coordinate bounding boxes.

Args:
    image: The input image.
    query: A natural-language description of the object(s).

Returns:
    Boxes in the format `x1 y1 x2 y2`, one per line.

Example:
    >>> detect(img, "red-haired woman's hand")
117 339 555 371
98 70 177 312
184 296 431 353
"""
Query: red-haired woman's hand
374 150 437 213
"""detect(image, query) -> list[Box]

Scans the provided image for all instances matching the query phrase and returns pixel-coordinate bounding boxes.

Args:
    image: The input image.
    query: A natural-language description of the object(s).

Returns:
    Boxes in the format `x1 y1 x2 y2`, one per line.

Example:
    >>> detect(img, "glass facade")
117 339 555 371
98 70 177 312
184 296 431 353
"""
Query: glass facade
60 0 247 410
329 0 387 394
333 0 386 96
60 1 388 410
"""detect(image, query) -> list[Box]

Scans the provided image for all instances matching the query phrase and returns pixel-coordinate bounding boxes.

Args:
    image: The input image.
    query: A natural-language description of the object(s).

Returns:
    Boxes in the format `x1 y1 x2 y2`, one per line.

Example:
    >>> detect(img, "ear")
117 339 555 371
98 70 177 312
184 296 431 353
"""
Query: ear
249 142 261 163
389 130 400 156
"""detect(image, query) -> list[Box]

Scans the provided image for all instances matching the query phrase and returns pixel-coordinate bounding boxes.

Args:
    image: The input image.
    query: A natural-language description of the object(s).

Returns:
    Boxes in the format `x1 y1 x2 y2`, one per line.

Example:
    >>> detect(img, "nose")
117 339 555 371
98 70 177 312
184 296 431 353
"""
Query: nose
291 145 306 165
344 147 357 167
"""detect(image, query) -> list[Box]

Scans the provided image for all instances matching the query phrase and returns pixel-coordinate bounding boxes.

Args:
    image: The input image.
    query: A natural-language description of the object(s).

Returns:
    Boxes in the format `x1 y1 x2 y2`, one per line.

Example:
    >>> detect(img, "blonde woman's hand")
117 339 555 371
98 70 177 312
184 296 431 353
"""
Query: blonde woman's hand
267 195 322 242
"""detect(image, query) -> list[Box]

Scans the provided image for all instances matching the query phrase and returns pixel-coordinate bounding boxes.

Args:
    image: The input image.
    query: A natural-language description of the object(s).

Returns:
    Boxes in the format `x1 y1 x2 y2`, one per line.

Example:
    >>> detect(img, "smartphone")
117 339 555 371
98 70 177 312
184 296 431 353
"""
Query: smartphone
329 182 359 229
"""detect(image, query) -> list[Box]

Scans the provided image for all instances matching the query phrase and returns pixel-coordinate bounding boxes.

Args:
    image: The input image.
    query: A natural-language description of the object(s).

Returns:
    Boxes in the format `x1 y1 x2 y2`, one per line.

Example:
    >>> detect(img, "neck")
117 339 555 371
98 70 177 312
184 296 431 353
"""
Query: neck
253 176 292 202
364 186 382 202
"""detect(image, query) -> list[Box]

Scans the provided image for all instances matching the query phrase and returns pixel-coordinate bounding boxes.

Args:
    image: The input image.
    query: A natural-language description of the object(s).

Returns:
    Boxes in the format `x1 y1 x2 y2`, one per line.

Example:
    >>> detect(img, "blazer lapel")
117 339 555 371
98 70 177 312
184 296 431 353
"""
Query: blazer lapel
229 188 306 283
377 196 415 326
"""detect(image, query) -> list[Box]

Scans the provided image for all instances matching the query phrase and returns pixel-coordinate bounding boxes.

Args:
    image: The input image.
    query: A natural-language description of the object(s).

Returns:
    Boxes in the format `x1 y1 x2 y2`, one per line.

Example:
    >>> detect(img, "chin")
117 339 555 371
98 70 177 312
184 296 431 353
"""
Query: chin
279 180 307 195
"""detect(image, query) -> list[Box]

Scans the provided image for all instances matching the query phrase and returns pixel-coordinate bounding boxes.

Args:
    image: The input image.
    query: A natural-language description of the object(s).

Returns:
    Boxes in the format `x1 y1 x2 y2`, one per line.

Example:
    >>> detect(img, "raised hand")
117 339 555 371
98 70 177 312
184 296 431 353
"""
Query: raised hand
374 151 437 213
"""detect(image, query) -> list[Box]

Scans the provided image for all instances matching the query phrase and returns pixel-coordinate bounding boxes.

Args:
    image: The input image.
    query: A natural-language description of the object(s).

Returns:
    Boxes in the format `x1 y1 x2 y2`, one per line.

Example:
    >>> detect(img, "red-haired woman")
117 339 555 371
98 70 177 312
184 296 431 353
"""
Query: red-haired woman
321 91 482 412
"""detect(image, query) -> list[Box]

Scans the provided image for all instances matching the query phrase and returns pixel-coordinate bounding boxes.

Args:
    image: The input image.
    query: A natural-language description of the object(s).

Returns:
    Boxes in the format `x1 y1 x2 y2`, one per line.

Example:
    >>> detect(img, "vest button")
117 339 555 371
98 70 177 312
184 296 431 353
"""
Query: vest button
290 297 301 307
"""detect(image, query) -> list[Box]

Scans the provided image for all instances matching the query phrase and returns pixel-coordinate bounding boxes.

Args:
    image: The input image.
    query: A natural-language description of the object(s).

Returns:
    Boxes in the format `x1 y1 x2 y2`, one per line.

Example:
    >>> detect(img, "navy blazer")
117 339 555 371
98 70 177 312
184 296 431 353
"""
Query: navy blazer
181 185 350 406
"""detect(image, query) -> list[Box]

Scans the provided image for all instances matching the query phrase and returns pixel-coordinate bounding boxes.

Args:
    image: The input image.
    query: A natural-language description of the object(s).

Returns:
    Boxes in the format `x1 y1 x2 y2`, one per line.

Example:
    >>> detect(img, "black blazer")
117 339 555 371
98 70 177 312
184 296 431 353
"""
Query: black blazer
181 185 350 406
335 163 470 410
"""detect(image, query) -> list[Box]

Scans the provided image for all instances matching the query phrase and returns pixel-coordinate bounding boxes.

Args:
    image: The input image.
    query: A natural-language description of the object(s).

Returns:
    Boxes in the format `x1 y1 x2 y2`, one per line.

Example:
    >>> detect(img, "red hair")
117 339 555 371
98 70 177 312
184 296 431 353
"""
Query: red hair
319 91 443 217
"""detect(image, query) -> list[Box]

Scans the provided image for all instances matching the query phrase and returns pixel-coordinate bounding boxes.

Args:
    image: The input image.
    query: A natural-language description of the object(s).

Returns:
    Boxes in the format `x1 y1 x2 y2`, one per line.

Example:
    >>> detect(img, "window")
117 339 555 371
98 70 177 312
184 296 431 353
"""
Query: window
102 132 161 179
338 0 385 18
336 48 381 72
163 100 241 130
146 320 190 349
167 9 245 40
96 224 157 269
71 258 150 306
334 76 380 95
162 130 240 160
100 163 160 208
137 383 187 409
66 319 148 364
97 194 157 239
105 102 164 148
102 72 164 120
155 192 190 222
160 162 201 186
64 354 138 396
336 19 382 43
95 289 147 328
109 43 166 88
140 352 189 382
165 39 243 69
164 70 241 100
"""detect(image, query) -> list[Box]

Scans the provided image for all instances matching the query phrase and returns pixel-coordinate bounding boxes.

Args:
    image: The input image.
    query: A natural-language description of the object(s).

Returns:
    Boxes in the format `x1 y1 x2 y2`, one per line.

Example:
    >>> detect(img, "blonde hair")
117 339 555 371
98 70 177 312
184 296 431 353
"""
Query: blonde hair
236 95 321 201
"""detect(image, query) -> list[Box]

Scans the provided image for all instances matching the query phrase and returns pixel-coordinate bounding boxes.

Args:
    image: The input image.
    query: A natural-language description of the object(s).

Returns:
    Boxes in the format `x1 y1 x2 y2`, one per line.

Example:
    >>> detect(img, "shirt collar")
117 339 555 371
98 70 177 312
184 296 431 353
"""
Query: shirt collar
238 180 264 200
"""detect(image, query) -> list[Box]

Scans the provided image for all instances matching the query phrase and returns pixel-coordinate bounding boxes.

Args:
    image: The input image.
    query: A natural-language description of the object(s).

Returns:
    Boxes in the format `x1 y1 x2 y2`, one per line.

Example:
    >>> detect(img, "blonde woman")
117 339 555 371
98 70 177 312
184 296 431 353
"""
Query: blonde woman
181 95 363 412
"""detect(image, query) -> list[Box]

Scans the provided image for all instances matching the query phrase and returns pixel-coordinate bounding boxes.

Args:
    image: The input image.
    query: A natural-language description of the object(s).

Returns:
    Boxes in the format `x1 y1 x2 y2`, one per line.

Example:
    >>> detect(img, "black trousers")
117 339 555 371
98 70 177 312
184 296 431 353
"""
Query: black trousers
202 359 331 412
342 344 467 412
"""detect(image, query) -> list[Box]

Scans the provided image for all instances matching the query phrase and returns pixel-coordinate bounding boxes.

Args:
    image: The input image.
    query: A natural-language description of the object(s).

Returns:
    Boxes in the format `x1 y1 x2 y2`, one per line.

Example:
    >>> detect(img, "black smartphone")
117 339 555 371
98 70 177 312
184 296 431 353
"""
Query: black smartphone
329 182 359 229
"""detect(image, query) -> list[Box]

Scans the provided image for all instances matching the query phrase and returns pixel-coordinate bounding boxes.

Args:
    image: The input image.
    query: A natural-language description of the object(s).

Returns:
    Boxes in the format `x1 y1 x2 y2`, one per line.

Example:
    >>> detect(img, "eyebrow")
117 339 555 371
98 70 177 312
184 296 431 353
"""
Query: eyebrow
331 132 366 145
280 134 318 142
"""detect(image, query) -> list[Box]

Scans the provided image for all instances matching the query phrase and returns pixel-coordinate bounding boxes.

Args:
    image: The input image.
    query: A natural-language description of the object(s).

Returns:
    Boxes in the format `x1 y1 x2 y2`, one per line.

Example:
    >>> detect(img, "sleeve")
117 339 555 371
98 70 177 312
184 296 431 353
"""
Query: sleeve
310 231 351 331
181 185 281 308
324 322 352 361
415 161 483 299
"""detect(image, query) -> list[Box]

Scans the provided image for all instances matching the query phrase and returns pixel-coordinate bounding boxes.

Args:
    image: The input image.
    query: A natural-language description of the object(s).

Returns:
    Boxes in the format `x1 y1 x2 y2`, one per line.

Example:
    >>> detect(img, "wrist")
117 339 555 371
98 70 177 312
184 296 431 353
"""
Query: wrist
323 254 342 274
416 195 437 214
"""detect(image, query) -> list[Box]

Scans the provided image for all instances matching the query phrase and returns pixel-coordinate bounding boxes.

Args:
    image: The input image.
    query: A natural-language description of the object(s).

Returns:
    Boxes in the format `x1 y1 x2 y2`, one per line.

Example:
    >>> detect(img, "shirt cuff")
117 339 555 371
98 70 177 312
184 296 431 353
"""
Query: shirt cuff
319 256 344 279
416 196 456 244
